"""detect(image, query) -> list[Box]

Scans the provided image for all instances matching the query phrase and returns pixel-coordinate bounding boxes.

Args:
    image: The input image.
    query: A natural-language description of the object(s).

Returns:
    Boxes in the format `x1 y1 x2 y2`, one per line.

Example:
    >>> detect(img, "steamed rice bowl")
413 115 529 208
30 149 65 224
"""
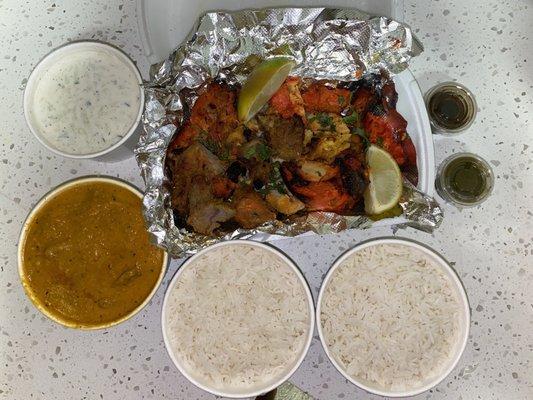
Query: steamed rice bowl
162 241 314 398
318 240 469 397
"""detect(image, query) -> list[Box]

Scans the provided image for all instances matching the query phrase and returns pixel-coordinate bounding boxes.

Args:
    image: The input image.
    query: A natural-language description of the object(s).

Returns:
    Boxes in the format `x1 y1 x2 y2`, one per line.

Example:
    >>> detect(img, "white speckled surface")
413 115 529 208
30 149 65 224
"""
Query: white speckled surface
0 1 531 399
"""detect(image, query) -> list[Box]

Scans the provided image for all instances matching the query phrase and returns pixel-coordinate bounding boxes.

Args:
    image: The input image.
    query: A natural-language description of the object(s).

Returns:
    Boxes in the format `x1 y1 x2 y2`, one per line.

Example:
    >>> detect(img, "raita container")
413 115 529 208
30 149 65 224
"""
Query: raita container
23 41 144 162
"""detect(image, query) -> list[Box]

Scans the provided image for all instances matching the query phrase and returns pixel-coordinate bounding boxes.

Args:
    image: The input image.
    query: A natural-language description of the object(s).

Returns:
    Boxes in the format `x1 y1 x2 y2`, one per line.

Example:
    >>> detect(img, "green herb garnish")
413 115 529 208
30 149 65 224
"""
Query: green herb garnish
243 146 256 159
243 142 271 161
347 91 354 104
342 111 359 126
338 95 346 106
201 137 220 155
317 113 333 127
352 127 370 146
219 147 230 161
259 162 286 195
309 112 335 130
257 143 271 161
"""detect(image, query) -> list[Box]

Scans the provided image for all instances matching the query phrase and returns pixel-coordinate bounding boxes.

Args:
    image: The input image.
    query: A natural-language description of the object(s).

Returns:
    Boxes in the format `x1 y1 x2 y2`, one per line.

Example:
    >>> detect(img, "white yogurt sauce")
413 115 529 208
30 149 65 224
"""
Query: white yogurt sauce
29 47 141 155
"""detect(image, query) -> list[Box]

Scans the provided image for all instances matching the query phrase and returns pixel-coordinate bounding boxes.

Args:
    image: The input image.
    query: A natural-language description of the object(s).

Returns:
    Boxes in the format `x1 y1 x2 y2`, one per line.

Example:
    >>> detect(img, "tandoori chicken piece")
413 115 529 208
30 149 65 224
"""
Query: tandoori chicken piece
301 82 351 114
363 107 408 166
167 83 239 153
187 202 236 235
288 181 354 213
280 161 355 213
351 72 418 174
269 77 305 119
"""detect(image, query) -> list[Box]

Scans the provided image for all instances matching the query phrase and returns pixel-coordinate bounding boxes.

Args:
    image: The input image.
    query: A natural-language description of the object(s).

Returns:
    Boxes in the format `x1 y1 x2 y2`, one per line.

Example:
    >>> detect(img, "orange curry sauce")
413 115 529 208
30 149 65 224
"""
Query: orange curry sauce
20 180 165 328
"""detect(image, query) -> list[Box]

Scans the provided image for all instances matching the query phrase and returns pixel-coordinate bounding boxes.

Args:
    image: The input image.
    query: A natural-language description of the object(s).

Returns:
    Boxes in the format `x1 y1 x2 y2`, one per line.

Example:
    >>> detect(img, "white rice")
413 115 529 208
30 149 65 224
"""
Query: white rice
164 243 310 393
320 243 461 392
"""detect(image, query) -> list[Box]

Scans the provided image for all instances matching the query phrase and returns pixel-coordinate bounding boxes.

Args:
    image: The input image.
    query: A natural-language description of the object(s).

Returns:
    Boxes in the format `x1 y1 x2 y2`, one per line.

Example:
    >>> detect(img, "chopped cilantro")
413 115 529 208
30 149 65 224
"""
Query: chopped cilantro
256 143 271 161
309 112 335 130
200 137 220 155
347 91 354 104
243 145 256 159
259 162 286 195
352 127 370 146
317 113 333 127
337 95 346 106
243 142 271 161
376 136 384 147
219 147 230 161
342 111 359 125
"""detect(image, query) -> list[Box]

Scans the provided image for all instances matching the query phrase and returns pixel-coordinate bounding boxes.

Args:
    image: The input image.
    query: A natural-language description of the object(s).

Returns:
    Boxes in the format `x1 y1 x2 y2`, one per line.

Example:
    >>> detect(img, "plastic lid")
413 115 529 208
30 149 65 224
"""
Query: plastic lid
136 0 405 64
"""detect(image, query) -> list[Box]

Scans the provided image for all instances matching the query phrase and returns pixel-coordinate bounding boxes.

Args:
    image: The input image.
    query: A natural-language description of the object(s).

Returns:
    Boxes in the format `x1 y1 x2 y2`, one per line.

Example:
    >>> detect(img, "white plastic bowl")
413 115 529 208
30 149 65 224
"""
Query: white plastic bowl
316 237 470 398
17 176 168 330
23 40 144 162
161 240 315 399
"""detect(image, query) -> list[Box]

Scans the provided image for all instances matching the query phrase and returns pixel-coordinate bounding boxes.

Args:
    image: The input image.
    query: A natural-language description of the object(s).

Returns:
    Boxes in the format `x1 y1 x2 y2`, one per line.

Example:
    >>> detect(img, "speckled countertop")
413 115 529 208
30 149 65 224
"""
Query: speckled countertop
0 1 531 399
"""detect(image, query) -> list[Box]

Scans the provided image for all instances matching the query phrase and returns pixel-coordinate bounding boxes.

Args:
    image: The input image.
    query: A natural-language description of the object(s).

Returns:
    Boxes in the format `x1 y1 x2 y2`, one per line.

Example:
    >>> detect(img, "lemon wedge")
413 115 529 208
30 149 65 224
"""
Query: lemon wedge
238 57 295 122
364 145 403 214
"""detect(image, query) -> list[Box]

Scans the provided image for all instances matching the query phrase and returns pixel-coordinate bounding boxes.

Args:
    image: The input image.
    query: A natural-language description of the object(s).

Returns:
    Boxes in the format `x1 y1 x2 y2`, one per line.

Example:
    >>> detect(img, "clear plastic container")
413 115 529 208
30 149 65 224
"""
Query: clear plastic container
435 152 494 207
425 82 477 135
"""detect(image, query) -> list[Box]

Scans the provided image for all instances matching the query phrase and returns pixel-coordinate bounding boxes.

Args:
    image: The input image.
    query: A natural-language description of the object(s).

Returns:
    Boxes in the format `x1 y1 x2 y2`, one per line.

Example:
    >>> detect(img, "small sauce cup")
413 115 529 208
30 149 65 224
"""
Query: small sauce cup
435 152 494 207
425 82 477 135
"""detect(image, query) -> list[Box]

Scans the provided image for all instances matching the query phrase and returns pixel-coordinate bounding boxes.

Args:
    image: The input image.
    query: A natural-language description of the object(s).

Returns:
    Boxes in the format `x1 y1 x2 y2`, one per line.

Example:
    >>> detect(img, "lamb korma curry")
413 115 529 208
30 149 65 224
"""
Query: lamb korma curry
19 179 166 329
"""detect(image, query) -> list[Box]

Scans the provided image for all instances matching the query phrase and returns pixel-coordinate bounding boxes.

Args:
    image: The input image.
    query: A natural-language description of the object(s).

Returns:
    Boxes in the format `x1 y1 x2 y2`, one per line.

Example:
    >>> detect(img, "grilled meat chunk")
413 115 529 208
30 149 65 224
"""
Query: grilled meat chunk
269 77 305 119
363 107 408 166
185 178 235 235
187 202 235 235
257 114 304 160
233 189 276 229
289 181 354 213
167 142 225 213
280 161 354 213
301 82 351 114
265 190 305 216
167 83 239 153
